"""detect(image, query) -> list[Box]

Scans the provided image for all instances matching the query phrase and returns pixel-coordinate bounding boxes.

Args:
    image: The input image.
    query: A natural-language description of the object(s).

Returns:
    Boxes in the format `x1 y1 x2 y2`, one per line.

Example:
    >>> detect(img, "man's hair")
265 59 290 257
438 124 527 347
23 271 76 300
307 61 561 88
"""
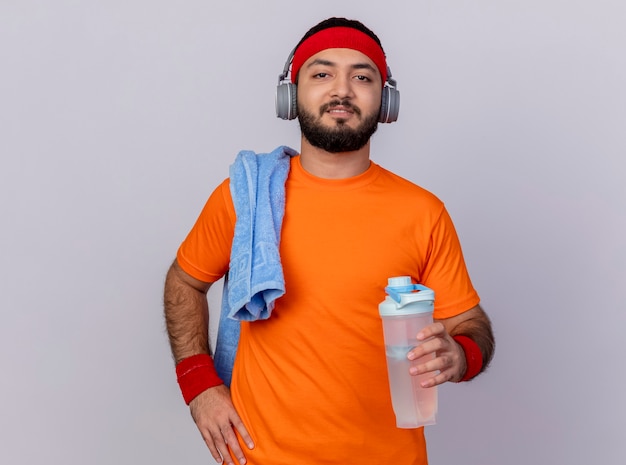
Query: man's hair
294 17 385 56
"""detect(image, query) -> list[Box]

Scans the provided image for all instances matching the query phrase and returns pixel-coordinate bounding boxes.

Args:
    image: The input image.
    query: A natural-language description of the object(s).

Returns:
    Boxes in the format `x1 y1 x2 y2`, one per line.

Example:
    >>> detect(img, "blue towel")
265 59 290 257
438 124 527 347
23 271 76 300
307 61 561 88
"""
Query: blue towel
214 146 297 386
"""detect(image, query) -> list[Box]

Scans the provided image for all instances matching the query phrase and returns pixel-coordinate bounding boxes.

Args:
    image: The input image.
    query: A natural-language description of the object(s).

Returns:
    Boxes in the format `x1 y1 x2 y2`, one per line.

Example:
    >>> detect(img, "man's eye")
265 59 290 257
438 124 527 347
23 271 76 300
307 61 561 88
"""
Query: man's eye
314 72 328 78
355 75 370 81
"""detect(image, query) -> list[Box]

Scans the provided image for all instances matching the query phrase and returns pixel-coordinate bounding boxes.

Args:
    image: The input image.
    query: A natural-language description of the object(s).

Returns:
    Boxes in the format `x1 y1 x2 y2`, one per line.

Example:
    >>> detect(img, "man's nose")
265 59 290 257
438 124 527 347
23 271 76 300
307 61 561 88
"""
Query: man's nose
330 74 354 99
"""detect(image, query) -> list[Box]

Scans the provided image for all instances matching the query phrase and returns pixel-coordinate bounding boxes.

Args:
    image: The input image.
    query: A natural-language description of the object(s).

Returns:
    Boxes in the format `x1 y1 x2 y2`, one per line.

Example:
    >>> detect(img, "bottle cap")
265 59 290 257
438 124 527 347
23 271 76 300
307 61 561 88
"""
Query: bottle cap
379 276 435 316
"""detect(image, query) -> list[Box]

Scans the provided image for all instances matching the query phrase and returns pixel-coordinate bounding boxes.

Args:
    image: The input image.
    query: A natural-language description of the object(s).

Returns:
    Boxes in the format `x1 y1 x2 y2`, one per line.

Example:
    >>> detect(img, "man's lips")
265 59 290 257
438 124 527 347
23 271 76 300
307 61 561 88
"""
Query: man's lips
319 100 362 119
326 106 354 116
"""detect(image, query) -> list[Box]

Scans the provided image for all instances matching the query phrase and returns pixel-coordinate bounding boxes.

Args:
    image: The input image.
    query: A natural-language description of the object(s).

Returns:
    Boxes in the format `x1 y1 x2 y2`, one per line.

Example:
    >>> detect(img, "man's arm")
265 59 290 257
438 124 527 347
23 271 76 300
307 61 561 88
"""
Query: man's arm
407 304 495 386
164 260 254 465
164 260 212 360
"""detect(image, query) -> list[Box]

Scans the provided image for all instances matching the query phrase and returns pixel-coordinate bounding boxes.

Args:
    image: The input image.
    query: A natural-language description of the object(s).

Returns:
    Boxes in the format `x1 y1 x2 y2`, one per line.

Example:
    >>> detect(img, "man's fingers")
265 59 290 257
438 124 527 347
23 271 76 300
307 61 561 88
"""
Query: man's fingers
408 331 467 386
200 429 227 464
231 417 255 450
220 424 249 465
419 369 455 388
416 322 446 341
201 425 247 465
411 352 448 374
407 336 445 361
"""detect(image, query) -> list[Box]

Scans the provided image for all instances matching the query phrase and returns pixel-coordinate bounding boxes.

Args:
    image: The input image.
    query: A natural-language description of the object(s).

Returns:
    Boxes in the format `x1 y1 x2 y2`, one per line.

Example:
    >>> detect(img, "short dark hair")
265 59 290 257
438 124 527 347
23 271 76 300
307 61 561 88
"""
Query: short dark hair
295 17 386 56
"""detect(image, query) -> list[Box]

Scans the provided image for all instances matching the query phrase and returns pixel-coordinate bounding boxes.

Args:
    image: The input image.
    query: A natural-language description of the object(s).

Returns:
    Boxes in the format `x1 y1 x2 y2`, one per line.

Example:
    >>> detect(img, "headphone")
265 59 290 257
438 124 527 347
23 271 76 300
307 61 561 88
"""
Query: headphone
275 48 400 123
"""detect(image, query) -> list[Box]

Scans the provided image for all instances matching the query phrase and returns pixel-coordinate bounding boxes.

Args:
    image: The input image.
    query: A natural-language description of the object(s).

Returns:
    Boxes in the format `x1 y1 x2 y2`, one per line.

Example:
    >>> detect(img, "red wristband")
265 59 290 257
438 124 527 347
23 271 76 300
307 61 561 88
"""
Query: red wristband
453 335 483 382
175 354 224 404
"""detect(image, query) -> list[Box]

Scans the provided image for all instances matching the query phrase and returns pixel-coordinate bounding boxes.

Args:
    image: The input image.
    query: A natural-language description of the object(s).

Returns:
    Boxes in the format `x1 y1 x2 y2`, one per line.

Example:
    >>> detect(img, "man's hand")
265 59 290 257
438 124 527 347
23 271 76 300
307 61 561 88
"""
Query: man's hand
189 385 255 465
406 322 467 387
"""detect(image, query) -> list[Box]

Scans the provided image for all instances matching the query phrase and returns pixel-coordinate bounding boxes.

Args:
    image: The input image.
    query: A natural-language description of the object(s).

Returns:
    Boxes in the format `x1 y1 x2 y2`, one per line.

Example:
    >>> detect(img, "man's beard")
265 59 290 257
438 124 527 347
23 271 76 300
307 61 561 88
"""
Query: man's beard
297 100 379 153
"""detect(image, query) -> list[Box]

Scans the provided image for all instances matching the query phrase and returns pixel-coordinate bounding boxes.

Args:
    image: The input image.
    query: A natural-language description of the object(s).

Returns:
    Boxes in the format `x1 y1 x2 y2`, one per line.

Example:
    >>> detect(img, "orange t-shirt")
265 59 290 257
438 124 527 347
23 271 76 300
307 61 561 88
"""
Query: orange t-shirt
177 155 480 465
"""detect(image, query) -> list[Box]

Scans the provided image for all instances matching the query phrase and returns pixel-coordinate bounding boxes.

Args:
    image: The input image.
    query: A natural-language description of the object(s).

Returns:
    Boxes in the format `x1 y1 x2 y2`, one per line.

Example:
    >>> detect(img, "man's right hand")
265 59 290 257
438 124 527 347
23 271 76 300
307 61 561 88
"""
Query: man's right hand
189 385 255 465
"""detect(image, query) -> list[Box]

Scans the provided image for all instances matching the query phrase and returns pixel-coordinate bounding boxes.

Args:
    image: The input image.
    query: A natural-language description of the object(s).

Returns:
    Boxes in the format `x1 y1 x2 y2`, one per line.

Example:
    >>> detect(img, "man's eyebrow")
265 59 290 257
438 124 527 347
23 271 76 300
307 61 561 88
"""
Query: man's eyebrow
305 58 335 68
351 63 377 72
305 59 377 72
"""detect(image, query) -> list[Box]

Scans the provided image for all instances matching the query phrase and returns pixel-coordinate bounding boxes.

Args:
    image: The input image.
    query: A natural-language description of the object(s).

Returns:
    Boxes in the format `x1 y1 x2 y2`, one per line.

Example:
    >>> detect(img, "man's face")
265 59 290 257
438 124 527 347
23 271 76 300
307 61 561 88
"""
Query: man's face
296 48 383 153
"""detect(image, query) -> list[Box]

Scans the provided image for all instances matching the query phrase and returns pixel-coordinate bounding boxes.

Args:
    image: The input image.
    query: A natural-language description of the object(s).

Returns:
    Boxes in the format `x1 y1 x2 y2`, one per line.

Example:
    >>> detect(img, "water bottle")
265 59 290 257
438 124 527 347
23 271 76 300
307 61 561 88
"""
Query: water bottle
379 276 437 428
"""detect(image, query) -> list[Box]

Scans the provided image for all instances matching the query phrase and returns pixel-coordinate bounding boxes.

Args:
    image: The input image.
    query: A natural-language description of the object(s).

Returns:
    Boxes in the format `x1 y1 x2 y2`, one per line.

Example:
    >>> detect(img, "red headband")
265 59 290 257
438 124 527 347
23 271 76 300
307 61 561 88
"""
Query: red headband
291 27 388 85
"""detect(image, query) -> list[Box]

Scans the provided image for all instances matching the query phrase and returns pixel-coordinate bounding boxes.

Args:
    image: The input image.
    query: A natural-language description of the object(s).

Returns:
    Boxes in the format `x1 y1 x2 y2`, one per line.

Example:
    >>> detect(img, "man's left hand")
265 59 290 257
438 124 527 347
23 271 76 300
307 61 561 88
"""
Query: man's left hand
406 322 466 387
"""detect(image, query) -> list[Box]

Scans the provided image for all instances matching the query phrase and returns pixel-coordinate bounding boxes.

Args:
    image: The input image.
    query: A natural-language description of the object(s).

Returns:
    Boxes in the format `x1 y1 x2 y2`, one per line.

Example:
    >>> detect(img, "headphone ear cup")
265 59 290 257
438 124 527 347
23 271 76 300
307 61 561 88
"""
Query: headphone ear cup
276 83 298 120
379 86 400 123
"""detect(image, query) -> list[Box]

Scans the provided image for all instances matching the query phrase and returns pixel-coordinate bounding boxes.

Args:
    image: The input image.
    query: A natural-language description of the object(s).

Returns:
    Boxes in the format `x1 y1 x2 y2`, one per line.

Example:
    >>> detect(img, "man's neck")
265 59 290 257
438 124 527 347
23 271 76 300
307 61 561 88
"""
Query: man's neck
298 137 372 179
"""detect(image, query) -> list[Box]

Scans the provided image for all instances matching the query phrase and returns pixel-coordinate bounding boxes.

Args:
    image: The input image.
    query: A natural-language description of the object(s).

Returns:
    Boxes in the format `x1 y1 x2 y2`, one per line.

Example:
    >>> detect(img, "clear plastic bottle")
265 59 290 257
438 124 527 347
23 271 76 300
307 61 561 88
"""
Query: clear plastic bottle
379 276 437 428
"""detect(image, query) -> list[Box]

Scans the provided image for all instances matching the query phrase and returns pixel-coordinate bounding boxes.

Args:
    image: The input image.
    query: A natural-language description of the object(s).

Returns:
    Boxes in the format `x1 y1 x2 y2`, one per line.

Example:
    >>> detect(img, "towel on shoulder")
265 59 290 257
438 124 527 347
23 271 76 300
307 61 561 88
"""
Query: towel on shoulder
214 145 297 385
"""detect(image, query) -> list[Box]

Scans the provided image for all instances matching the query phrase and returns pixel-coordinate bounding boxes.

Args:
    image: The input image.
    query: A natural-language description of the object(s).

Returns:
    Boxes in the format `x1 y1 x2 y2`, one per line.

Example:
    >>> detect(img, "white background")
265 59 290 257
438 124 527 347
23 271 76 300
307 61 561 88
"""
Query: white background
1 1 625 464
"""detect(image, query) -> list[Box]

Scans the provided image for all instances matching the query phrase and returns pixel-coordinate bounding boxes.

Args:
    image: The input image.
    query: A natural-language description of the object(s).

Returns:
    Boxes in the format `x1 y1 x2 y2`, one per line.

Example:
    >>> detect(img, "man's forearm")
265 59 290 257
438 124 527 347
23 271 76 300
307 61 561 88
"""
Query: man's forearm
163 261 212 363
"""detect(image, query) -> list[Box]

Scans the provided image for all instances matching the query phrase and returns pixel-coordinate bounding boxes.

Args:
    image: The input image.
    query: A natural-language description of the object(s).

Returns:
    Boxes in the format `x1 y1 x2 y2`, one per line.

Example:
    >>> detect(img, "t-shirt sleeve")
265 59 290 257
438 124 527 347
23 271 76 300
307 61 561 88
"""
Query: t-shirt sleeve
176 179 235 283
421 205 480 319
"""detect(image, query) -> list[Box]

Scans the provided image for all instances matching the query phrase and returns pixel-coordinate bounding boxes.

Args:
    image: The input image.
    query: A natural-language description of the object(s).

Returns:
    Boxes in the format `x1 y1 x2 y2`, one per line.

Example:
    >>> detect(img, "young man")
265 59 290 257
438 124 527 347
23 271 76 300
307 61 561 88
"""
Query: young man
164 17 494 465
